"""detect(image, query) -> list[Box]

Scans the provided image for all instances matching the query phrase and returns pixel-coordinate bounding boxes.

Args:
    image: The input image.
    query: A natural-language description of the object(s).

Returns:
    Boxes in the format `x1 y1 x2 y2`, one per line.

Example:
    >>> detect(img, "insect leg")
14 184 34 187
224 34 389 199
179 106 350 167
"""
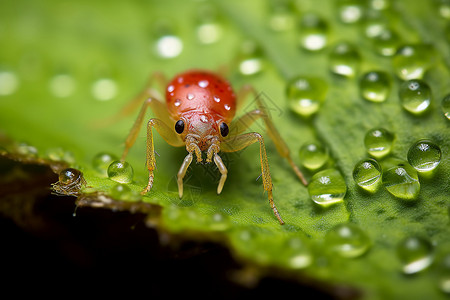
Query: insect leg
213 153 228 194
177 153 193 198
222 132 284 225
230 85 308 186
142 118 184 195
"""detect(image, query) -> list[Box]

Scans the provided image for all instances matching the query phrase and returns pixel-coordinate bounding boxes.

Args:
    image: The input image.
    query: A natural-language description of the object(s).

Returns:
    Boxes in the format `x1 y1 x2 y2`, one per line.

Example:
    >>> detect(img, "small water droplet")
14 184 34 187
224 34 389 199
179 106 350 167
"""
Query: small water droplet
372 28 401 56
393 44 434 80
59 168 80 185
353 158 382 192
16 142 38 157
281 237 312 269
399 79 432 115
359 71 391 102
93 152 118 177
441 94 450 120
187 93 195 100
299 13 329 51
92 78 118 101
364 128 394 158
198 80 209 88
195 4 223 44
167 85 175 93
224 104 231 111
308 169 347 206
107 160 134 184
174 99 181 107
299 142 329 170
52 168 86 196
154 35 183 59
336 0 366 24
382 161 420 199
267 0 298 32
0 70 19 96
213 95 220 103
435 252 450 294
46 147 75 164
237 40 265 76
407 140 441 173
325 223 371 258
397 236 434 274
49 74 76 98
286 76 328 117
329 41 361 77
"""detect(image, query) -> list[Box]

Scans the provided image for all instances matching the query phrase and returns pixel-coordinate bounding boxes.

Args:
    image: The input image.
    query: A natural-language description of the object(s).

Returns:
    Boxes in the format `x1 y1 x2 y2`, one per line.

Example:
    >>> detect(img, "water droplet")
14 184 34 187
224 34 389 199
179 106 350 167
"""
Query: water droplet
336 0 366 24
92 78 118 101
329 41 361 77
437 0 450 19
107 160 134 184
364 127 394 158
49 74 76 98
93 152 118 177
154 35 183 59
213 95 220 103
267 0 297 32
359 71 391 102
0 71 19 96
382 161 420 199
195 4 223 44
16 142 38 157
224 104 231 111
237 40 265 76
59 168 81 185
280 237 313 269
399 79 432 115
46 147 75 164
286 76 328 117
198 80 209 88
325 223 371 258
174 99 181 107
441 94 450 120
109 183 140 201
397 236 434 274
299 142 329 170
372 28 401 56
407 140 441 173
187 93 195 100
435 252 450 294
308 169 347 206
52 168 86 196
353 158 382 192
393 44 434 80
299 13 329 51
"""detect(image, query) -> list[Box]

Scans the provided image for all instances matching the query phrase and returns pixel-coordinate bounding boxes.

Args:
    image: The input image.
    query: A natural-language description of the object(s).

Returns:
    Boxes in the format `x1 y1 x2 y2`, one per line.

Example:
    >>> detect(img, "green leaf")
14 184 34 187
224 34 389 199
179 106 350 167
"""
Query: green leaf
1 0 449 299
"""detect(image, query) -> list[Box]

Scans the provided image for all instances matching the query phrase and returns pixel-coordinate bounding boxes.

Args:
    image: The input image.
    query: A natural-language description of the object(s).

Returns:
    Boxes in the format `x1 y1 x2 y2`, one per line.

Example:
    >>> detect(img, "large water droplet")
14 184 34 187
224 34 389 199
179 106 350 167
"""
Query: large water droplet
329 42 360 77
399 79 432 115
353 158 382 192
267 0 297 32
107 160 134 184
382 161 420 199
286 76 328 117
359 71 391 102
392 44 434 80
407 140 441 173
364 127 394 158
442 94 450 120
397 236 434 274
299 13 329 51
299 142 329 170
325 223 371 258
308 169 347 206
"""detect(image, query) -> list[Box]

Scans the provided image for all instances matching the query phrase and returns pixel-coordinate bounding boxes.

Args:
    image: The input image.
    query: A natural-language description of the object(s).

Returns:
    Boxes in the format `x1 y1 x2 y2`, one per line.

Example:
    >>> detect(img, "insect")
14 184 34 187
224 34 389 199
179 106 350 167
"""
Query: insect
119 70 307 224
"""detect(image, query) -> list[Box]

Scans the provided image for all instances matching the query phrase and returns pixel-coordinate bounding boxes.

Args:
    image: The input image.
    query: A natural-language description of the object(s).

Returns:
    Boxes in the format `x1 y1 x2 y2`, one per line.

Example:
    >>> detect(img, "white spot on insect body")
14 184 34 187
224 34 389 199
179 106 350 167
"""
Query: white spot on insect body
198 80 209 88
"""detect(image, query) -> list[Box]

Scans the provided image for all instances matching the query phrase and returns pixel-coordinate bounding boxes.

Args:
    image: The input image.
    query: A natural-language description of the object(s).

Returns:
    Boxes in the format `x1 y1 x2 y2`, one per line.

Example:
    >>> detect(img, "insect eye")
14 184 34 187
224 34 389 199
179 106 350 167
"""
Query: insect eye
219 122 229 137
175 120 185 134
